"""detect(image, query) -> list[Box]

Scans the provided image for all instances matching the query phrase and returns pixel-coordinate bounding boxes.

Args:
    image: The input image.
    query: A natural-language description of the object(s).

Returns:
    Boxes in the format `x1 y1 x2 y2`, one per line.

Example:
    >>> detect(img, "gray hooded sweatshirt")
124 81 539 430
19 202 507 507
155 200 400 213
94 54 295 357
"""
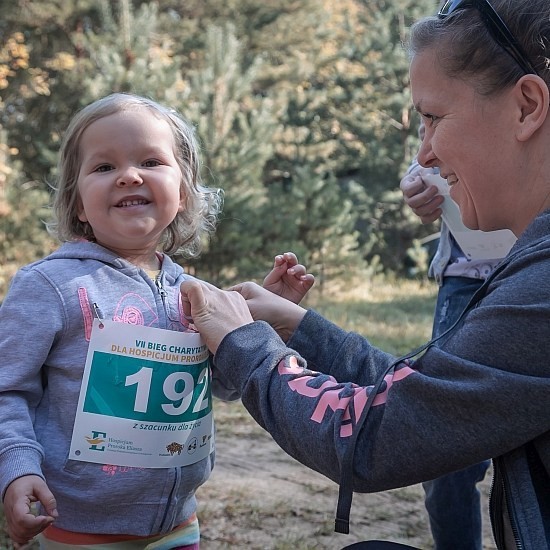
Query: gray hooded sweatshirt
0 241 239 536
213 211 550 550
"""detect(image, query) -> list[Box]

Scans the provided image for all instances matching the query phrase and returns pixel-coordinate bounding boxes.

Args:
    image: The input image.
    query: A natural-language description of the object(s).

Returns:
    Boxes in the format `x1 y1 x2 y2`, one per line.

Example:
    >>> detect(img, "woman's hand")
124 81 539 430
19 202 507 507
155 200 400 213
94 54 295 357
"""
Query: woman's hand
231 281 307 342
180 280 254 355
181 279 307 352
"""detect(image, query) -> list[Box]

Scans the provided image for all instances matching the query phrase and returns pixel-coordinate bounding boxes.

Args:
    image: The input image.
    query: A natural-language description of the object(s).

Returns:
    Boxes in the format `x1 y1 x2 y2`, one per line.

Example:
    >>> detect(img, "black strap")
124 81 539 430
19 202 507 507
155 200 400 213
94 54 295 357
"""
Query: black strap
334 338 436 533
332 233 550 534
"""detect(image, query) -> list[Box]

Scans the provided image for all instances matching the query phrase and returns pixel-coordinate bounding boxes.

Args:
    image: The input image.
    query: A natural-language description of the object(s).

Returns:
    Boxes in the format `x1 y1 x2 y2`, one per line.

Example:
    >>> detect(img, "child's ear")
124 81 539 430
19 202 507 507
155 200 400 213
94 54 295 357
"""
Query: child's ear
76 197 88 222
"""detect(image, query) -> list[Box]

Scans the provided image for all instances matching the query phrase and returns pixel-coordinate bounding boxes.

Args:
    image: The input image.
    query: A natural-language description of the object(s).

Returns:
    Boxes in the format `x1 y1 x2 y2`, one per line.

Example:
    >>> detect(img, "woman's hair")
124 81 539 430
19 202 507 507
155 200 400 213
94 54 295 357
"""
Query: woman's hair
48 92 222 257
408 0 550 96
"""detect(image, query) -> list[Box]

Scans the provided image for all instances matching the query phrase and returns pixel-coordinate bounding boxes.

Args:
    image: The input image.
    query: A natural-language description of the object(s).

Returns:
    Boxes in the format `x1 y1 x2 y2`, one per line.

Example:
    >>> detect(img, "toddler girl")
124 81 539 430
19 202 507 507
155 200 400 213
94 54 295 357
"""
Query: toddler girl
0 93 237 549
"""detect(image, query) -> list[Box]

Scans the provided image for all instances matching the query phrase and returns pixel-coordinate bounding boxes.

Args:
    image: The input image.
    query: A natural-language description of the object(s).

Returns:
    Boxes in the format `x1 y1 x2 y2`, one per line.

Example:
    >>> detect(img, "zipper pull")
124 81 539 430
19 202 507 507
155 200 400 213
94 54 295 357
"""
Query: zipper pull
155 274 167 301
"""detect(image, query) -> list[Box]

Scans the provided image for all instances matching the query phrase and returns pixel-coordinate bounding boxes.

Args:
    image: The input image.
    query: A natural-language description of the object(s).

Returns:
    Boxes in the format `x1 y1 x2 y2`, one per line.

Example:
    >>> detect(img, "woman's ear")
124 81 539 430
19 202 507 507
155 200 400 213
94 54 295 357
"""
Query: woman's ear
514 75 549 141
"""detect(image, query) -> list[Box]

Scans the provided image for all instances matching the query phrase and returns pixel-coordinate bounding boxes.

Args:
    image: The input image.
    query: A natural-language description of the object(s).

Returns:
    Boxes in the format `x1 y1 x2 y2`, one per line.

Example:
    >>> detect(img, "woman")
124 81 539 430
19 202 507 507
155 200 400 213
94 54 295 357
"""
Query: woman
180 1 550 548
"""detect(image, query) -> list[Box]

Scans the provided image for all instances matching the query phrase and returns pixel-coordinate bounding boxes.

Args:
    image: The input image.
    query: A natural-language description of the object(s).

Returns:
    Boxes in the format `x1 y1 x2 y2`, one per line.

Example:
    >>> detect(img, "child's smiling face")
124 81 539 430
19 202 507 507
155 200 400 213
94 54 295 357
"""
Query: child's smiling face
76 108 184 265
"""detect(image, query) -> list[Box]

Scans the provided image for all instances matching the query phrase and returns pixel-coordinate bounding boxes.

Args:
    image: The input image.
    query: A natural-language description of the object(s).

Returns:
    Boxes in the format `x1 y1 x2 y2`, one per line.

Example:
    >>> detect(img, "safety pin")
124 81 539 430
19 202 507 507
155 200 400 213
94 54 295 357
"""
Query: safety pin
92 302 105 329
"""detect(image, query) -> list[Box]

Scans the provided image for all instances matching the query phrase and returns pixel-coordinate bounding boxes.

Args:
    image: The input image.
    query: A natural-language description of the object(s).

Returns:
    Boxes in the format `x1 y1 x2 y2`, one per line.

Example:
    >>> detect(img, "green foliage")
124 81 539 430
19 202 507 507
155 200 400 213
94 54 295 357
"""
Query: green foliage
0 130 56 299
72 0 186 101
260 167 365 287
181 22 280 283
406 238 431 278
1 0 441 300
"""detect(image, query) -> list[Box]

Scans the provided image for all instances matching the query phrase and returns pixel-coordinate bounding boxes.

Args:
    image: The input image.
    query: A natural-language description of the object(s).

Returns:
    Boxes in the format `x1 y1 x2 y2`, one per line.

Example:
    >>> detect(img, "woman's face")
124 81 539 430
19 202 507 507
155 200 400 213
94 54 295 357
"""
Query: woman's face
410 48 522 233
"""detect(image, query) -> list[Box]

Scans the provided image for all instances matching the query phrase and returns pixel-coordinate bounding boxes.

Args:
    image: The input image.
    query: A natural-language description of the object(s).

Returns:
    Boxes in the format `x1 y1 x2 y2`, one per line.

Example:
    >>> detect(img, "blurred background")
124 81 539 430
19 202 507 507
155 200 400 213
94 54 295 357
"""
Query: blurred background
0 0 441 301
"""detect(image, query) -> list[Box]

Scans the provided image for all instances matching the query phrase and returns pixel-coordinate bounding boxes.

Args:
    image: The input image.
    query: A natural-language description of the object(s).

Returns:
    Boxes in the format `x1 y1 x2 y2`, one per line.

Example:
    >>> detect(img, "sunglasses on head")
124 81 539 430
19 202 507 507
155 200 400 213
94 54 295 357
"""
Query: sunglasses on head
438 0 540 77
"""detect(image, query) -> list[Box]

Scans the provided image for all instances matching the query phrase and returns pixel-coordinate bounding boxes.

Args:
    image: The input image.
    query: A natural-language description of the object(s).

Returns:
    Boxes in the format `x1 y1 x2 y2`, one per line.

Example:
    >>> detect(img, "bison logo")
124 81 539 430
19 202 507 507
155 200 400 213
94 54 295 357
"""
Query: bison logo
166 442 183 455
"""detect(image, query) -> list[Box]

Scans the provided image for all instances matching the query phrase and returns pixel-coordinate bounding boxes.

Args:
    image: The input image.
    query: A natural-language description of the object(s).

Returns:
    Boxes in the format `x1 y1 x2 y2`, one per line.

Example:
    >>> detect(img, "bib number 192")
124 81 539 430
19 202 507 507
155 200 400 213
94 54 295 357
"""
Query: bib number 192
83 351 211 423
125 366 210 415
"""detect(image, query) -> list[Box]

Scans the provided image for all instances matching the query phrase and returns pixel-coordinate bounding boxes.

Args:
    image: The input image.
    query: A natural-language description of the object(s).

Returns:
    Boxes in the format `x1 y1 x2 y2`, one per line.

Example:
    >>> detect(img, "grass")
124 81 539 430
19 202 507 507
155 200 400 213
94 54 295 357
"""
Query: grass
306 275 437 355
0 275 438 549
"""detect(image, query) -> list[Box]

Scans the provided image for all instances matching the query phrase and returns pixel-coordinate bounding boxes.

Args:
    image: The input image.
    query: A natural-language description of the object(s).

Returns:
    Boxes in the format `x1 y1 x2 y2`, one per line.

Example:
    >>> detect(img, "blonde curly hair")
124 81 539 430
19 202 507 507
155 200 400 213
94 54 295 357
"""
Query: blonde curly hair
48 92 222 257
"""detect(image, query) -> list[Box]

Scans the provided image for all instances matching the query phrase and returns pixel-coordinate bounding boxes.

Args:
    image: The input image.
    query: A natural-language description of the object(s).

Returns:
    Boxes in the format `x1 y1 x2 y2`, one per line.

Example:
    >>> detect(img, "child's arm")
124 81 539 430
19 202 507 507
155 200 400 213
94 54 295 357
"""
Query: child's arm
262 252 314 305
3 475 58 546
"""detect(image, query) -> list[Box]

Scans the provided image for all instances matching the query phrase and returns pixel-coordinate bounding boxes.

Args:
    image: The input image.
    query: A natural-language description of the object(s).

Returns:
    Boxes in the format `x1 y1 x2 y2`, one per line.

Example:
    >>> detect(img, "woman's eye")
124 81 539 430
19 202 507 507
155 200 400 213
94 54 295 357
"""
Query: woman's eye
423 113 439 126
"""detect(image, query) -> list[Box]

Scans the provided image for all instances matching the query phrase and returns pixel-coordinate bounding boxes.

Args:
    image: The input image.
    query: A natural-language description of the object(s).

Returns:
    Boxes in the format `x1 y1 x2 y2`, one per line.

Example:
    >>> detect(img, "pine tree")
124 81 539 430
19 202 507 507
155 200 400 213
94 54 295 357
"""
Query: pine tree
182 22 279 283
258 0 437 272
0 0 441 290
260 166 364 290
72 0 187 102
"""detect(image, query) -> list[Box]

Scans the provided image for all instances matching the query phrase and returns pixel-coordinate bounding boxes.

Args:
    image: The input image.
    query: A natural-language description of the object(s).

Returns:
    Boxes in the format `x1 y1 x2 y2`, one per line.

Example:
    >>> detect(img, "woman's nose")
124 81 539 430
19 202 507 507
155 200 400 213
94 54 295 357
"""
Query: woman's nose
416 133 438 170
116 167 143 186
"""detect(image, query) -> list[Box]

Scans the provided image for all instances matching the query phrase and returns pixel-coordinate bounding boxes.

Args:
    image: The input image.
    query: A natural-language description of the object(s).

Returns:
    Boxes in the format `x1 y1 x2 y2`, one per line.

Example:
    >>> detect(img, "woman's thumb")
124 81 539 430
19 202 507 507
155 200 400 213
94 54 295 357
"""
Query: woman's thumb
180 280 205 317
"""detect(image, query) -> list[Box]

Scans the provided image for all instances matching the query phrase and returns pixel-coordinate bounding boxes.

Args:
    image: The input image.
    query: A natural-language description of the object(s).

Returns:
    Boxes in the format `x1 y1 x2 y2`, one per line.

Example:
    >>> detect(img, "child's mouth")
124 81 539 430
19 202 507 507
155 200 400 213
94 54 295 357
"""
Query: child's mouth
116 199 149 207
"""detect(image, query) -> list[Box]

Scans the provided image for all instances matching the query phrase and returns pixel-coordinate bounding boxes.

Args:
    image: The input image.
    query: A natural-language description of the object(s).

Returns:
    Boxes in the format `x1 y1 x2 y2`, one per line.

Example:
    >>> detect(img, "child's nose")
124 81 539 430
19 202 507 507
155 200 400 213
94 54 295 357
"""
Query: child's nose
116 167 143 186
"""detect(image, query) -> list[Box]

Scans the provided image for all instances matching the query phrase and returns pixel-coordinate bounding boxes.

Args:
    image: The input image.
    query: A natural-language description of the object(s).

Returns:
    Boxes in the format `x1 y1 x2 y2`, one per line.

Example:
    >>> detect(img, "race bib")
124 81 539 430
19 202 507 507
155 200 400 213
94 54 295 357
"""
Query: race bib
69 319 214 468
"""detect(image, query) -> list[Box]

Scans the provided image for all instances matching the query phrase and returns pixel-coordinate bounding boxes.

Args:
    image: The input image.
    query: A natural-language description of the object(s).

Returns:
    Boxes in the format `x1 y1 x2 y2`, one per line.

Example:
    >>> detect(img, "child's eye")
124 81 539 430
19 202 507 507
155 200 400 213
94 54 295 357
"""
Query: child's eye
143 159 161 167
95 164 113 173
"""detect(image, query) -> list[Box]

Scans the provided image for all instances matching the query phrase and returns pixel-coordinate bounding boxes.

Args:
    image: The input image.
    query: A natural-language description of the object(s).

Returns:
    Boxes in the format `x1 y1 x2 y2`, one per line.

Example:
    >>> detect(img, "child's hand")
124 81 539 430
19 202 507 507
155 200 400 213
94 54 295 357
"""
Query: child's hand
262 252 315 305
3 475 58 547
400 168 444 225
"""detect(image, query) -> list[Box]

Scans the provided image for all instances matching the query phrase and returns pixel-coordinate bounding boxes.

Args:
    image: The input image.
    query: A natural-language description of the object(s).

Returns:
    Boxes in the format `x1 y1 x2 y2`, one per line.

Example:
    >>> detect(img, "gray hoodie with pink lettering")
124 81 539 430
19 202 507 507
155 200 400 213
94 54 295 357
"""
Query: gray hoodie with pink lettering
0 241 239 536
214 211 550 550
